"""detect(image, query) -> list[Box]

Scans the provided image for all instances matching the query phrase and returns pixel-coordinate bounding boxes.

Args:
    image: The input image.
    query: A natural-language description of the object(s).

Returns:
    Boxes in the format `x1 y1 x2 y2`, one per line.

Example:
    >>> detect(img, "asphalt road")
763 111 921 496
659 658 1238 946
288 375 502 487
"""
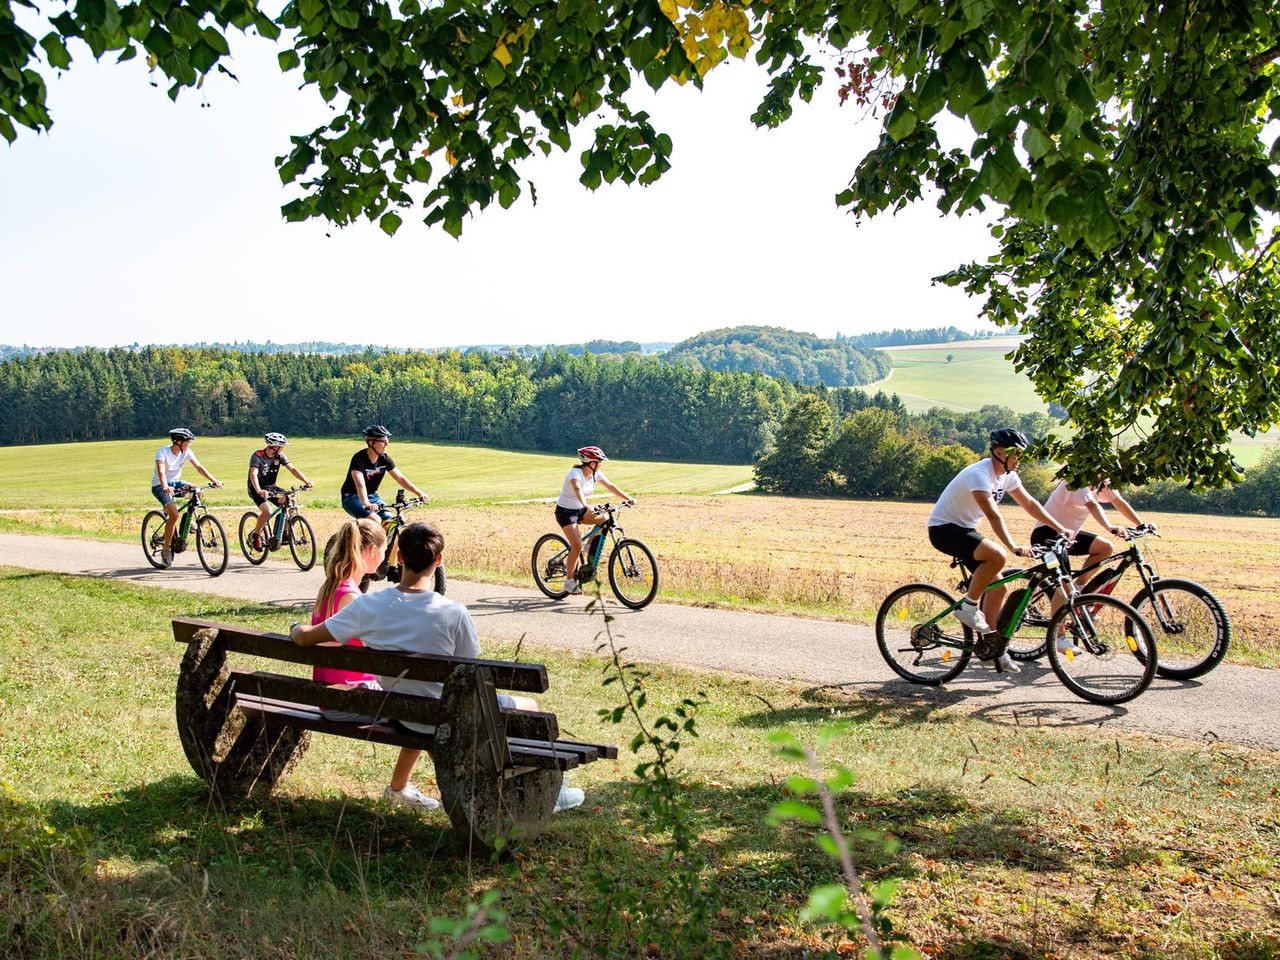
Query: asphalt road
2 532 1274 754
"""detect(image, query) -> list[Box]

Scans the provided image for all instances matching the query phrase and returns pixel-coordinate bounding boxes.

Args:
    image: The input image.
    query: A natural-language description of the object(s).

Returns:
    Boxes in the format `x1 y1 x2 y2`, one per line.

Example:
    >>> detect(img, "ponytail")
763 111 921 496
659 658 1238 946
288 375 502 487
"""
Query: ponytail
314 519 386 618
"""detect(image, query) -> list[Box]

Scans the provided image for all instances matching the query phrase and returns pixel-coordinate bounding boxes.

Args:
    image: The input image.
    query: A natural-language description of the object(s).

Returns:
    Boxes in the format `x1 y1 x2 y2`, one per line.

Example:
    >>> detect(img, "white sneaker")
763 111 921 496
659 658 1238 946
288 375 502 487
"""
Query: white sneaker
553 785 585 813
954 601 990 633
564 578 582 596
161 545 173 568
994 653 1021 674
382 782 440 811
1056 636 1082 657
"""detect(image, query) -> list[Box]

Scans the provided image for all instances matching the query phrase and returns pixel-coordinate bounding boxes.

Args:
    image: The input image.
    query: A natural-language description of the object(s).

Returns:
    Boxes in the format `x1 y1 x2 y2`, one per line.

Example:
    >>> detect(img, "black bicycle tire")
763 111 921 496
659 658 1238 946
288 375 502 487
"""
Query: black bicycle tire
196 515 229 577
1045 593 1156 705
531 533 571 599
287 515 317 571
141 510 168 569
238 512 269 565
875 583 972 685
1003 586 1051 661
434 563 447 596
607 538 659 610
1130 578 1231 681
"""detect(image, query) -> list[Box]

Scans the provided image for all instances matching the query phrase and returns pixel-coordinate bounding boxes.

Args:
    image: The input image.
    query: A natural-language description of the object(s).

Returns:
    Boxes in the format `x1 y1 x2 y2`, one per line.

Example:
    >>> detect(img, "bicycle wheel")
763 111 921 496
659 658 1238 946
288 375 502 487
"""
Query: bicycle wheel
1046 594 1156 705
875 584 972 685
531 533 571 599
141 510 168 569
195 515 229 577
287 515 317 571
1129 579 1230 681
238 512 268 565
1001 585 1052 661
608 538 659 610
433 564 447 596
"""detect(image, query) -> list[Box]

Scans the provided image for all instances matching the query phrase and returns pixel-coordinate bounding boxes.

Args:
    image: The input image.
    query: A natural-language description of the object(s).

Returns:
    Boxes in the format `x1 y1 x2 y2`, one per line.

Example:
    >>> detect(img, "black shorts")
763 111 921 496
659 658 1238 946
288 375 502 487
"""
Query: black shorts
927 524 985 572
249 485 284 507
1031 525 1098 555
554 505 587 528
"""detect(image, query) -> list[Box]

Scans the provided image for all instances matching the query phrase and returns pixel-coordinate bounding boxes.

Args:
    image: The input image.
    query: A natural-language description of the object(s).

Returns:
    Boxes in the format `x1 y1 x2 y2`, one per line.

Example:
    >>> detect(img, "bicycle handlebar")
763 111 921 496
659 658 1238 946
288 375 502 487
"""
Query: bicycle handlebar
1123 523 1159 540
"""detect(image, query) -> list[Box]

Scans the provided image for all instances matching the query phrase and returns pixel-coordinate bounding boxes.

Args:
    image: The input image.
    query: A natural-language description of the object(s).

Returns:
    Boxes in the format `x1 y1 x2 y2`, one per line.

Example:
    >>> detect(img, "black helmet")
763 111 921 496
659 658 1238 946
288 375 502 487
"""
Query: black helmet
988 428 1029 451
264 432 289 446
362 424 392 440
169 427 196 442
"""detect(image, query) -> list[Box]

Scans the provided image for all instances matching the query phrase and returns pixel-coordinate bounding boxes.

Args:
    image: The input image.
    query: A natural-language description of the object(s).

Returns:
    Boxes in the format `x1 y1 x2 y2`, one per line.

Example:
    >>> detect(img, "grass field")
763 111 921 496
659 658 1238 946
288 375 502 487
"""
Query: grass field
2 571 1278 959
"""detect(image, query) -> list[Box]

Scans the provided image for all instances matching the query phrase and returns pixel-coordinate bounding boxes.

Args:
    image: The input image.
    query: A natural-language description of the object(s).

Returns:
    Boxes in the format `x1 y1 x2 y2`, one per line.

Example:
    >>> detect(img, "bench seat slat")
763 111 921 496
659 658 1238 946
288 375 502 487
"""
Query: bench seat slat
173 618 548 693
229 669 558 741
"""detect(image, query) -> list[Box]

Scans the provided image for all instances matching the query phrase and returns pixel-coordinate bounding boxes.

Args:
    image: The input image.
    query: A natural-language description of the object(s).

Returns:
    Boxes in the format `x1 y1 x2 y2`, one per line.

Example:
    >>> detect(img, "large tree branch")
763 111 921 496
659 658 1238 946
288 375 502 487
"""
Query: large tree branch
1247 43 1280 75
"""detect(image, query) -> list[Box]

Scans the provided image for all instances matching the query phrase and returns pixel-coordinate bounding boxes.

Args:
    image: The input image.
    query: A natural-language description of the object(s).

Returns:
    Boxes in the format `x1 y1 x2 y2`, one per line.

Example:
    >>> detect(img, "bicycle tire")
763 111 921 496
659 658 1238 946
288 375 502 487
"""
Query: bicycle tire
434 563 447 596
1129 578 1230 681
1002 586 1052 661
608 538 659 609
287 515 317 571
875 583 972 685
1046 593 1156 705
196 515 229 577
531 533 571 599
238 512 269 565
141 510 168 569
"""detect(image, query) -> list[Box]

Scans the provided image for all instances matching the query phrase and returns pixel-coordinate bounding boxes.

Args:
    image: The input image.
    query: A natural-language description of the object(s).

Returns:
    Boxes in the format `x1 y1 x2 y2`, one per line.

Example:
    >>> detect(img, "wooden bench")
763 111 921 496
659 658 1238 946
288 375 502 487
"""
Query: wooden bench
171 617 616 850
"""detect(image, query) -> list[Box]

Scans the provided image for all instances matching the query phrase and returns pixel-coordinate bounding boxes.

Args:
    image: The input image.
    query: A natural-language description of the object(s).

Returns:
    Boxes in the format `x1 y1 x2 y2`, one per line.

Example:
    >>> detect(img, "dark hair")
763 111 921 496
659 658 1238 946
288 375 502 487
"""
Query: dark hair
398 522 443 574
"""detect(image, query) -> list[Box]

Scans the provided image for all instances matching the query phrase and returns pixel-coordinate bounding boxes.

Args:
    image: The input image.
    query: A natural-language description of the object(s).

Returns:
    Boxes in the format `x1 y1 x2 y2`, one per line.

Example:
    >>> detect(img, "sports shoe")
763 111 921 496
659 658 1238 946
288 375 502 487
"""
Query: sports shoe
564 578 582 596
954 601 990 633
250 531 264 551
993 653 1021 674
553 785 585 813
160 545 173 567
1056 636 1082 658
382 782 440 811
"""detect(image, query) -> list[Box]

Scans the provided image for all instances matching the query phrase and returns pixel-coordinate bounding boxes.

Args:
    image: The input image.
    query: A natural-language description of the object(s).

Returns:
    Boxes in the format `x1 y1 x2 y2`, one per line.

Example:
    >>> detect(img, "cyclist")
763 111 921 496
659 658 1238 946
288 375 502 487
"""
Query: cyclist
340 425 427 522
556 445 634 596
926 428 1070 673
247 432 314 550
151 427 221 568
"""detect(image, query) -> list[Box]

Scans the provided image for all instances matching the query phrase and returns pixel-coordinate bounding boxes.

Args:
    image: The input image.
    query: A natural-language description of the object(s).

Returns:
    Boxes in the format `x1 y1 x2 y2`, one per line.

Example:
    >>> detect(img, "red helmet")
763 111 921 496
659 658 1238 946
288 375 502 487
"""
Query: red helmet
577 445 608 463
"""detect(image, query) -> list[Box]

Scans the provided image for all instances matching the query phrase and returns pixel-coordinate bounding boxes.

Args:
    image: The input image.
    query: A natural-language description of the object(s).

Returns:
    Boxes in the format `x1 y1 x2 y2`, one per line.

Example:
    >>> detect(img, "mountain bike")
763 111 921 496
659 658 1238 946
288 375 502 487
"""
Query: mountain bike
875 536 1158 705
532 502 658 610
237 486 317 571
1000 525 1230 680
141 483 228 577
358 488 446 594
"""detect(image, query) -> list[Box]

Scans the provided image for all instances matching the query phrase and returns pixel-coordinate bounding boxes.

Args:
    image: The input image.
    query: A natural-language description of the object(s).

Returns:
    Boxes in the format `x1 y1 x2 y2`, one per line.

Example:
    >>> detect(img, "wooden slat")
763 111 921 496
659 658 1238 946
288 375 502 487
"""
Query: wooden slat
172 618 548 693
236 698 579 771
228 670 558 741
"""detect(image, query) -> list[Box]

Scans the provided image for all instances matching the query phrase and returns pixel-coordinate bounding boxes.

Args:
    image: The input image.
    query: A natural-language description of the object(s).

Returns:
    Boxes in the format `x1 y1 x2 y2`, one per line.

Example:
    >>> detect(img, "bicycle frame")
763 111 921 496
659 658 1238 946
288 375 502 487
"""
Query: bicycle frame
264 491 300 545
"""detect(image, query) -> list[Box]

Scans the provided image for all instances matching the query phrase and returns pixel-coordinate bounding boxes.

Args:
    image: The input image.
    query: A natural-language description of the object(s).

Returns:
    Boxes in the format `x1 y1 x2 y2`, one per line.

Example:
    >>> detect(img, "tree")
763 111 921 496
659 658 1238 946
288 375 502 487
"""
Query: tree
6 0 1278 484
827 407 923 497
753 394 833 495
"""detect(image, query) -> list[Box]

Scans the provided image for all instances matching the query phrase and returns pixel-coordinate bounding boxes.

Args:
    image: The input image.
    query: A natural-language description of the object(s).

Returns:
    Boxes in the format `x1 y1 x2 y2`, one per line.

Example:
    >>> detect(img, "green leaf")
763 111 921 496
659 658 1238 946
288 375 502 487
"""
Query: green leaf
40 33 72 69
165 8 201 46
887 103 917 142
332 8 360 29
768 799 821 825
379 211 402 235
483 59 506 88
278 49 300 71
0 115 15 144
1023 125 1054 160
801 884 848 921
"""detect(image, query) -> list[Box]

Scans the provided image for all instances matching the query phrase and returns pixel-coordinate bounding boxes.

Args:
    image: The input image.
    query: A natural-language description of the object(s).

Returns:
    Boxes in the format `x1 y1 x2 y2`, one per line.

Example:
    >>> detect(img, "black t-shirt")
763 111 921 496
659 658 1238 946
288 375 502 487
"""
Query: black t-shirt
341 450 396 497
247 449 290 490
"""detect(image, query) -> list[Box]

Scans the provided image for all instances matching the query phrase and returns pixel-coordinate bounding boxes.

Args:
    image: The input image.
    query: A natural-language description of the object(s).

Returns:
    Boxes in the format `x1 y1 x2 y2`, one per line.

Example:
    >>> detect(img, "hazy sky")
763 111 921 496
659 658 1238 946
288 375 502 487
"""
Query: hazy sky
0 28 999 350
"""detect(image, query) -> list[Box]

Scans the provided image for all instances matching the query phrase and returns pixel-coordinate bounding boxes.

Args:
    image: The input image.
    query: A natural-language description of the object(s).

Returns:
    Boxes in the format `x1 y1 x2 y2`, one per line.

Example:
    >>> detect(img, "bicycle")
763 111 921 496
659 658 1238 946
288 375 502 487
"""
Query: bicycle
238 486 317 571
1001 525 1230 680
358 488 446 595
141 484 228 577
875 536 1158 705
532 502 658 610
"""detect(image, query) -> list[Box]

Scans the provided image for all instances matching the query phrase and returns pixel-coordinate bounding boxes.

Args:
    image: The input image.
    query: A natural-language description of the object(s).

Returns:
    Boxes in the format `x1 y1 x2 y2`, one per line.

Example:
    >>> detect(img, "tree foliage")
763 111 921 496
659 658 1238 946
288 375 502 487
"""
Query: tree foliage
666 325 890 386
5 0 1278 484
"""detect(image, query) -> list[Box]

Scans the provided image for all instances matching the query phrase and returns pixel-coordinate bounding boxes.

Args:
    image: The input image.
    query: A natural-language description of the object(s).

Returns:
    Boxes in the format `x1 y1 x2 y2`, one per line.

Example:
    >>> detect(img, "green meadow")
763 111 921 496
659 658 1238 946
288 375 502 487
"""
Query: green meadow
0 437 753 512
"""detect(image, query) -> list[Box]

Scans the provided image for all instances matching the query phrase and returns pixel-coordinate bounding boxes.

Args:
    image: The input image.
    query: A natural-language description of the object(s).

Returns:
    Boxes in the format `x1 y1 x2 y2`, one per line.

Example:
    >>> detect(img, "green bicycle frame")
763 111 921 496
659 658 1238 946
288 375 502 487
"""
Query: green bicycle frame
178 506 193 541
917 561 1064 648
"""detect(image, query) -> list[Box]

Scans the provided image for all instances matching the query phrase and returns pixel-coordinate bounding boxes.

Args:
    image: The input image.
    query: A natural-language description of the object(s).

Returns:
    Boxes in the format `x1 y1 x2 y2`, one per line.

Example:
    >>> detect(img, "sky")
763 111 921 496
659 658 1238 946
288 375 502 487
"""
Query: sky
0 25 999 350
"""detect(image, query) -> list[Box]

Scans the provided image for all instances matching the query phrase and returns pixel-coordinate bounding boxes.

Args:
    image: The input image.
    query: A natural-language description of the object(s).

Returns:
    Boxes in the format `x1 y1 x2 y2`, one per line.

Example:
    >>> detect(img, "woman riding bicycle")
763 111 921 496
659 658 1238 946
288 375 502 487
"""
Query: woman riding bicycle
556 445 634 596
151 427 221 568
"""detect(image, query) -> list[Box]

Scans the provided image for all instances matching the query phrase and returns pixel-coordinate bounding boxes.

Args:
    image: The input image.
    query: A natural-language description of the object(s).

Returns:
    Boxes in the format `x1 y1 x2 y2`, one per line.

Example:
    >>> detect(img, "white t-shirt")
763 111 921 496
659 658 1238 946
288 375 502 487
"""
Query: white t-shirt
153 445 199 485
556 466 607 509
321 585 481 732
928 458 1023 529
1042 481 1117 535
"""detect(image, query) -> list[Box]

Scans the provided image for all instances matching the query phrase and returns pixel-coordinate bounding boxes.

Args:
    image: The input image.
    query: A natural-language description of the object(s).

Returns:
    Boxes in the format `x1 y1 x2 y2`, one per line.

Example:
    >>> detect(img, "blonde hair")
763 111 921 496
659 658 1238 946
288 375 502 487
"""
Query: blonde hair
314 519 386 618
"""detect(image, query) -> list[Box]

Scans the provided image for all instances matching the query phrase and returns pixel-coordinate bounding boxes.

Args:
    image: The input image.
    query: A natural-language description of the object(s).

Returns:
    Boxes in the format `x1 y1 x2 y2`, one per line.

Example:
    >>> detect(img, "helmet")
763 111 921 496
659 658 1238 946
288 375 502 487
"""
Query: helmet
577 445 608 463
264 432 288 447
363 425 392 440
988 428 1029 451
169 427 195 442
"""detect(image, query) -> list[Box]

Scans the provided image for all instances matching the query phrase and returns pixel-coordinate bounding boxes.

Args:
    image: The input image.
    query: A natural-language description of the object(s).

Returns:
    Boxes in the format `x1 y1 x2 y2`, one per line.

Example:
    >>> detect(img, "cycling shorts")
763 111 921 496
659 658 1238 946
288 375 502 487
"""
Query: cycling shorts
554 505 588 528
249 485 285 507
1031 525 1098 555
151 480 192 507
927 523 985 572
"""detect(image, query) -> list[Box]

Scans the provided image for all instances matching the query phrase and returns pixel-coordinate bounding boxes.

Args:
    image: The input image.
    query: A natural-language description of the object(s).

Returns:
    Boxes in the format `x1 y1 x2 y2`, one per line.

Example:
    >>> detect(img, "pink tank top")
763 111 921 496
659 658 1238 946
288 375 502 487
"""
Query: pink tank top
312 577 378 685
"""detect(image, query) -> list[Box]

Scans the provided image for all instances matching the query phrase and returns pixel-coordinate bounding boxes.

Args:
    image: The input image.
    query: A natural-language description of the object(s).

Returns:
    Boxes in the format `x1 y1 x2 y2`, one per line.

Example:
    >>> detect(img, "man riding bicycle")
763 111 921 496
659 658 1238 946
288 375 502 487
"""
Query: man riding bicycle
151 428 221 568
247 433 314 550
556 445 634 596
340 426 427 522
926 429 1071 673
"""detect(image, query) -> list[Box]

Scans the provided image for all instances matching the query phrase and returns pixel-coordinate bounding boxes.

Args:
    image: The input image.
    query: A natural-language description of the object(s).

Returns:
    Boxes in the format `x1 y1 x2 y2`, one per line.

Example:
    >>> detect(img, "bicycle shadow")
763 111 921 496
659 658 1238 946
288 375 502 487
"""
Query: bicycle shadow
464 593 645 620
86 565 217 580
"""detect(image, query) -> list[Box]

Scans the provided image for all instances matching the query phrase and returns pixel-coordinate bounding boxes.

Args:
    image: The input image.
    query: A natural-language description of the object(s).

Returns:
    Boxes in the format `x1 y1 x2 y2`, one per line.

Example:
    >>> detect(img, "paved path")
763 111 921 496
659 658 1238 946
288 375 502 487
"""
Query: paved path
3 533 1275 754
